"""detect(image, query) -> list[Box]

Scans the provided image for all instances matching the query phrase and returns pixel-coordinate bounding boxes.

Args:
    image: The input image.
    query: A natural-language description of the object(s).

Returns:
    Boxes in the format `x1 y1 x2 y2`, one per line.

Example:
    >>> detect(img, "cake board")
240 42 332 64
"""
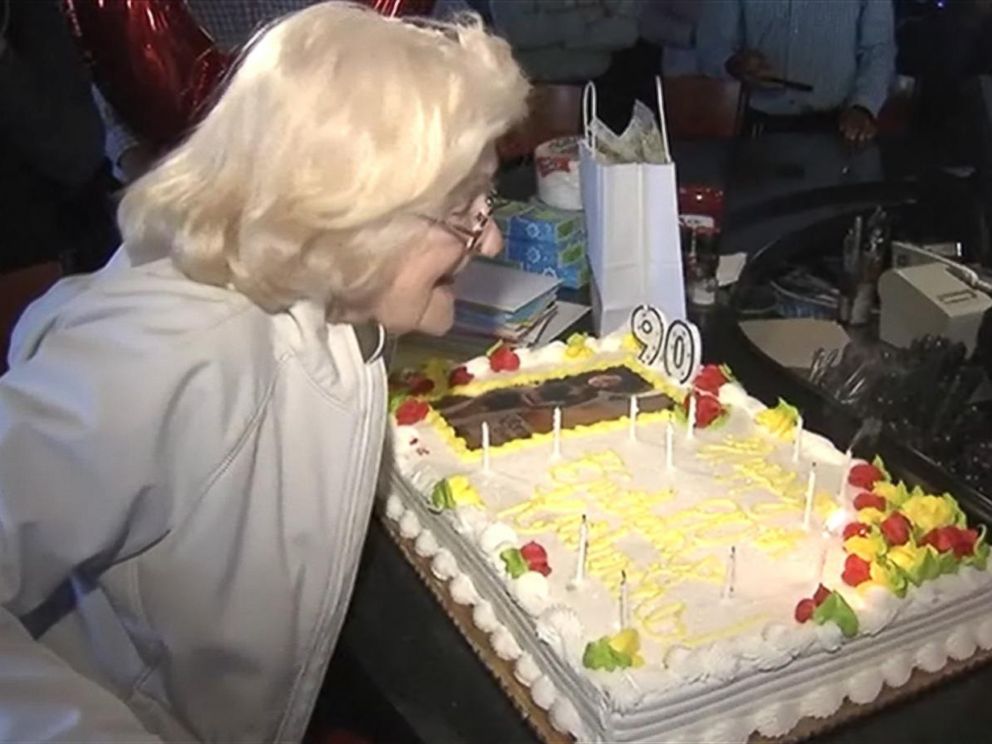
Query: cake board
380 513 992 744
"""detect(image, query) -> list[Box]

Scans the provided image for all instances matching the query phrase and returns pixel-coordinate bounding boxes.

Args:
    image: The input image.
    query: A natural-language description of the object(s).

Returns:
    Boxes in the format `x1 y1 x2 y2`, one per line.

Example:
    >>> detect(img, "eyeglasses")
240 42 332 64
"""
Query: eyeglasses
425 190 497 256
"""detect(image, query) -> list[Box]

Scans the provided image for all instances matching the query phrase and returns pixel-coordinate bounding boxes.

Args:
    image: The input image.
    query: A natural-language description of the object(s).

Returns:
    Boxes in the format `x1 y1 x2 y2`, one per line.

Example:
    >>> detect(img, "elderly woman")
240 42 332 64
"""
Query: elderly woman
0 4 527 742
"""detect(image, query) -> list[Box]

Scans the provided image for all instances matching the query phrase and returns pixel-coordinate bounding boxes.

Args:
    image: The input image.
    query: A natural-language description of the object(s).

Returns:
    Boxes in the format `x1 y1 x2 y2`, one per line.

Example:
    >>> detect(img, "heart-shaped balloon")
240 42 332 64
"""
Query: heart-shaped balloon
64 0 437 151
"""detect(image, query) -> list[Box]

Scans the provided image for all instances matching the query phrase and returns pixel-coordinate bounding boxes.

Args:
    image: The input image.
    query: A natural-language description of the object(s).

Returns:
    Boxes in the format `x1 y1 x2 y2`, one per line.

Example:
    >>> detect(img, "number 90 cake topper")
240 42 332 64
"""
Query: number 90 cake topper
630 305 701 386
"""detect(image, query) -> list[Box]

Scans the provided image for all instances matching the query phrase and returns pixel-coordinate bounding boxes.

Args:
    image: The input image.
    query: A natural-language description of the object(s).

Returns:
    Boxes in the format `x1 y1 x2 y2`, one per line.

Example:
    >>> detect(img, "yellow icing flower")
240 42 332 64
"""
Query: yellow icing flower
754 399 800 440
856 507 887 527
621 332 642 353
844 533 888 562
868 558 908 597
887 543 940 585
607 628 645 668
448 475 483 507
421 358 452 397
564 333 595 360
901 494 958 534
873 481 917 509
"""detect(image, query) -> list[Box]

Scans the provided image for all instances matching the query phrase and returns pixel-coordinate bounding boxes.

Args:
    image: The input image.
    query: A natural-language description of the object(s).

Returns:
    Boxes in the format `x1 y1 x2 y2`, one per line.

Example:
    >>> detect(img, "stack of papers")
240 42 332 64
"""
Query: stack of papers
452 260 562 343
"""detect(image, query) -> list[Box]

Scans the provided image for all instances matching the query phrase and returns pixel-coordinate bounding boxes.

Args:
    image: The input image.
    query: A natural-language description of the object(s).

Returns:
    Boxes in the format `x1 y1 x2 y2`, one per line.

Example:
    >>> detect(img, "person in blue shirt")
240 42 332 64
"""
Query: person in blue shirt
697 0 896 144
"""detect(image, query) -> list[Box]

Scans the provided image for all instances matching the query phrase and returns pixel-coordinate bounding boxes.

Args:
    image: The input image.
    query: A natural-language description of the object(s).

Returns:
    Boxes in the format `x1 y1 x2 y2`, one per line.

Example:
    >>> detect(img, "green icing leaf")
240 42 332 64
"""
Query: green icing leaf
965 526 989 570
776 398 800 423
872 455 892 482
937 550 961 576
388 390 409 414
969 540 990 571
430 480 455 511
947 495 968 528
876 559 909 598
918 546 942 582
718 363 736 381
499 548 528 579
812 591 859 638
582 637 632 671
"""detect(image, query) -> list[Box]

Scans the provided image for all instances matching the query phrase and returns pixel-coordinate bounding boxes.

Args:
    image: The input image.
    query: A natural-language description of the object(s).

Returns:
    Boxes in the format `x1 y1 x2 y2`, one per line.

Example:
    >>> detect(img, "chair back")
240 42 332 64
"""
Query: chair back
662 75 744 140
0 262 62 375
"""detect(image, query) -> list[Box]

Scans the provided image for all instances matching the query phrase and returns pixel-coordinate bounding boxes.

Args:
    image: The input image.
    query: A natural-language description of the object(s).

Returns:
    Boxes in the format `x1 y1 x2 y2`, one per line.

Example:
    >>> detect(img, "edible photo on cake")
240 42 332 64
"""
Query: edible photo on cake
433 365 674 448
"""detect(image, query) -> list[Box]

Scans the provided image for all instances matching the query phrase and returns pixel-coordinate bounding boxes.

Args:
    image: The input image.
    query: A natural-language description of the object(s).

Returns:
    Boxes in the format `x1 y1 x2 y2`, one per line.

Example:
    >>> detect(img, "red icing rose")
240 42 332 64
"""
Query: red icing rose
848 463 884 490
843 522 869 541
842 554 872 587
489 345 521 372
693 364 729 395
853 491 886 512
880 512 912 546
395 399 430 425
921 526 977 558
406 374 435 395
794 598 816 623
813 584 832 606
683 391 725 428
520 541 551 576
448 365 474 387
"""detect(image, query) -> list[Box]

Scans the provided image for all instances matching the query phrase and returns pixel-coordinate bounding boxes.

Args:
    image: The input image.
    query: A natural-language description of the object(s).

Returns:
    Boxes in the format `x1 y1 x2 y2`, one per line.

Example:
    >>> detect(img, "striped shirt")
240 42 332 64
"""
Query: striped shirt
697 0 895 116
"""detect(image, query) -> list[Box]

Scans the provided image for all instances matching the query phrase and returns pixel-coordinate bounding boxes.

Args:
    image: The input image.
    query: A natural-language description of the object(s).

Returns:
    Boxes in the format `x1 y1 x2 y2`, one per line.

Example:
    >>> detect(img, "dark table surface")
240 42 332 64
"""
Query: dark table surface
332 133 992 744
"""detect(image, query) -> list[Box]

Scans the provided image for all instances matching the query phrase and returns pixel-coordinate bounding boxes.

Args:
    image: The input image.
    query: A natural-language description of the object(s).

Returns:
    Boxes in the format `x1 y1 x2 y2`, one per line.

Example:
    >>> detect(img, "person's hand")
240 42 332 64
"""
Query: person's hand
725 49 776 86
838 106 877 145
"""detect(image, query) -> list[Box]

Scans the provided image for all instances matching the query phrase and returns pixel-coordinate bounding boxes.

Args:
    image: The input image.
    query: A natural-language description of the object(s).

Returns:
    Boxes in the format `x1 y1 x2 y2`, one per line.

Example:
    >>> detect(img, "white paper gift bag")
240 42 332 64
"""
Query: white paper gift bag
579 80 686 335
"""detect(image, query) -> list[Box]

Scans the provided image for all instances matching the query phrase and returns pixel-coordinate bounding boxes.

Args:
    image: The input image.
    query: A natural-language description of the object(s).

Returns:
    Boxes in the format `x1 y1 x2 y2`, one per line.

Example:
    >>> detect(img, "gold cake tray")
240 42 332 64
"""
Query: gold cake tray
381 514 992 744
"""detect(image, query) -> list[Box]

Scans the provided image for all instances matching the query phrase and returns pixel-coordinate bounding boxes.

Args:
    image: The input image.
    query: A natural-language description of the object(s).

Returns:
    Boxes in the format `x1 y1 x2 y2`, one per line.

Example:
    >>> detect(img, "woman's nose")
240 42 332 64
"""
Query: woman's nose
477 221 503 259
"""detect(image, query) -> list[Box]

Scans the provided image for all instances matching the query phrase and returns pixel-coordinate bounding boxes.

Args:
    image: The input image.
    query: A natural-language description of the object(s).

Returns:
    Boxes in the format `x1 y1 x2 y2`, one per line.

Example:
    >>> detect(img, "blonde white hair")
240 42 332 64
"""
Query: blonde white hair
118 2 529 314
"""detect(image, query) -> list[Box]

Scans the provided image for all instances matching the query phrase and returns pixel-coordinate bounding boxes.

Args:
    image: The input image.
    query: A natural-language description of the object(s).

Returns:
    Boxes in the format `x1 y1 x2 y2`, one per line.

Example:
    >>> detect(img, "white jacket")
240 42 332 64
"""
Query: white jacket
0 252 387 741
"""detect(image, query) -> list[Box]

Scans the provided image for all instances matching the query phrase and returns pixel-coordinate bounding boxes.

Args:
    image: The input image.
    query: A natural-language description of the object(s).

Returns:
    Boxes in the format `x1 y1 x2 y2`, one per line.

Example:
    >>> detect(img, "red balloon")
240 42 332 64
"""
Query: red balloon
64 0 437 151
63 0 231 149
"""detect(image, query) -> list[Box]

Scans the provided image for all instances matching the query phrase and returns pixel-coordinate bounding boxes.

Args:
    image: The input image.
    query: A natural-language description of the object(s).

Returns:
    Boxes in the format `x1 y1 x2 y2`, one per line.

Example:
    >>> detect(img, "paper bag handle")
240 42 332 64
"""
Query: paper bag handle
582 81 598 151
654 76 671 164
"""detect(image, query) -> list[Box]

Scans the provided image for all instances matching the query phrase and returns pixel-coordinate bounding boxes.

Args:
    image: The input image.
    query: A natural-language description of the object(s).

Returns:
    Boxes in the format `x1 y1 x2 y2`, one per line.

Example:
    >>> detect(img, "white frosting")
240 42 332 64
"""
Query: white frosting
414 530 440 558
492 625 523 661
536 605 584 660
449 573 479 606
848 668 884 704
385 328 992 744
514 653 541 687
398 510 421 539
548 698 584 738
478 522 518 556
472 601 501 634
430 549 458 581
530 675 557 710
512 571 550 617
384 494 405 521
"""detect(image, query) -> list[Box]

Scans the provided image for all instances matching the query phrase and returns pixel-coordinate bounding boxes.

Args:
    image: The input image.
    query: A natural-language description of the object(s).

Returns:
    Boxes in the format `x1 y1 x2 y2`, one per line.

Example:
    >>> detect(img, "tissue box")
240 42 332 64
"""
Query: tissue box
494 200 584 244
505 236 589 289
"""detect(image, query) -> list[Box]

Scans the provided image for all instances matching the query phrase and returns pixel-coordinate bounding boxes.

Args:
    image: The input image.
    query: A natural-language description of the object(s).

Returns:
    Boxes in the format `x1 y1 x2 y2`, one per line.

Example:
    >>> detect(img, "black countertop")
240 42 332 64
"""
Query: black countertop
330 133 992 744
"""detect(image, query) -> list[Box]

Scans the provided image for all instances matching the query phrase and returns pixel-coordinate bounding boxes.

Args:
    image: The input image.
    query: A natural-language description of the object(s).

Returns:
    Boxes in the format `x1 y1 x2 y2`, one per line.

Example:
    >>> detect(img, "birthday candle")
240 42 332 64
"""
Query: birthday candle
722 546 737 599
619 570 629 628
793 415 803 463
665 418 674 471
628 396 639 441
552 407 562 459
687 395 697 440
803 463 818 530
482 422 491 472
